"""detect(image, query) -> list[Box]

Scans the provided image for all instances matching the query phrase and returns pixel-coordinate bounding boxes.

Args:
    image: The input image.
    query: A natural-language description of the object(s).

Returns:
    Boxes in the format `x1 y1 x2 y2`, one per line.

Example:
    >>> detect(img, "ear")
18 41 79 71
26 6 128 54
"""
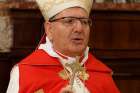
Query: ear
44 21 53 41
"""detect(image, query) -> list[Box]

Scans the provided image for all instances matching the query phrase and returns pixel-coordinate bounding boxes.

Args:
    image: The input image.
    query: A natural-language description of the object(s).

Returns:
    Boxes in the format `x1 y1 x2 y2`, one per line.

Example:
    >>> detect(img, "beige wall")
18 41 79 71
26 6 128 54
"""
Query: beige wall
0 10 13 52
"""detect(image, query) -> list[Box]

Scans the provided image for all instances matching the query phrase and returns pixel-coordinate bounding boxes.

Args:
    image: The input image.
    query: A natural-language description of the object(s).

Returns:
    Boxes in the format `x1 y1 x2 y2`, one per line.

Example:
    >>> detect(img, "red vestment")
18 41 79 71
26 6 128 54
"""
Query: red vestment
18 49 120 93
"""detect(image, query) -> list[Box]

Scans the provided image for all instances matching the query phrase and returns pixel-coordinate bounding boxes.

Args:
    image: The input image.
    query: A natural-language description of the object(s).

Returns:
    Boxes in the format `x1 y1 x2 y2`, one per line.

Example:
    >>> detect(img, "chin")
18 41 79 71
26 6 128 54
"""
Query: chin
68 44 86 55
71 48 85 56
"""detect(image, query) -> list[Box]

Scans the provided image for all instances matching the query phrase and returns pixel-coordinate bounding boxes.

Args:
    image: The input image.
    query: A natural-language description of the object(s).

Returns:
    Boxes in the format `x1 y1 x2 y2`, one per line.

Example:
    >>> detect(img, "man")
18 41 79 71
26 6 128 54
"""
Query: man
7 0 120 93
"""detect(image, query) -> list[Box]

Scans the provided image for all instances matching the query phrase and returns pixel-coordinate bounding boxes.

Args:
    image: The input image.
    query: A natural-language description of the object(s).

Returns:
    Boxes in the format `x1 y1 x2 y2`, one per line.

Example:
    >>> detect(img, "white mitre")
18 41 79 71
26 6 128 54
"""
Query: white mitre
35 0 93 21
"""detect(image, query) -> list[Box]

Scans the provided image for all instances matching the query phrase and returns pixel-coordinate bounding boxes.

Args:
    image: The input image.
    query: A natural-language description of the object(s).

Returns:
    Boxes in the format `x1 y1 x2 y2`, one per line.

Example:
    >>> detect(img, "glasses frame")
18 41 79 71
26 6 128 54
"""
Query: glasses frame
49 16 92 27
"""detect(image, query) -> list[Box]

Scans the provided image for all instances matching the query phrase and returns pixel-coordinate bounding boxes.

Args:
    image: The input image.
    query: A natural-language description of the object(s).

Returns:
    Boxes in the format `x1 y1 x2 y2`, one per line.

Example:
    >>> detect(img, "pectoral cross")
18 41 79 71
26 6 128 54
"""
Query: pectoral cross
59 56 89 91
65 56 88 90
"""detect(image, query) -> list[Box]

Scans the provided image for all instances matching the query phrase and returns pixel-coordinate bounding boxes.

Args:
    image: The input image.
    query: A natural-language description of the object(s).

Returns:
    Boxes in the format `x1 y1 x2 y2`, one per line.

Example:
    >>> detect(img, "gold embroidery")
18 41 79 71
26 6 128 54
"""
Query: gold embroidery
58 57 89 82
58 70 69 80
34 89 44 93
60 85 74 93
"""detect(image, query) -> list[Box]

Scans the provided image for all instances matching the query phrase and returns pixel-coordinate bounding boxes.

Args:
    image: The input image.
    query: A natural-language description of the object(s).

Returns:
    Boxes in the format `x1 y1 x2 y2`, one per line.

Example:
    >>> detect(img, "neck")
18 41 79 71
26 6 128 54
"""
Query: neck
54 48 85 62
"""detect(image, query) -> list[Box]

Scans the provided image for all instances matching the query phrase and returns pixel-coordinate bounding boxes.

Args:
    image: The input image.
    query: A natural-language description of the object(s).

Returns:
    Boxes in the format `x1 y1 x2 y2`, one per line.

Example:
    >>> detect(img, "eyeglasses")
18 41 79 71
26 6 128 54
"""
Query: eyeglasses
49 16 92 27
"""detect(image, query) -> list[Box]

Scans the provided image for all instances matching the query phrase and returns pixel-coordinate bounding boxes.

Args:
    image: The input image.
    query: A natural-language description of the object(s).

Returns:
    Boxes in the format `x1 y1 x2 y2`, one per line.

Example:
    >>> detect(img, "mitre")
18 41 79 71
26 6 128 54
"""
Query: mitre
36 0 93 21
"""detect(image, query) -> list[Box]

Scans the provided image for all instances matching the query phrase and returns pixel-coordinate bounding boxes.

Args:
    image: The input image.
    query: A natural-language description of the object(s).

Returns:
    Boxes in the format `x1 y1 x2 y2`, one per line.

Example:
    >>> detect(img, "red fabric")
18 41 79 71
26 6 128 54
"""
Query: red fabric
18 49 120 93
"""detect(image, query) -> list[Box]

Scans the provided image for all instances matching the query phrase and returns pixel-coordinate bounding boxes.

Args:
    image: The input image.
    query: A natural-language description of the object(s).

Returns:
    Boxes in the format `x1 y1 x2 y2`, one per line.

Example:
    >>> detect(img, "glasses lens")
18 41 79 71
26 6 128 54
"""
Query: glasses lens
80 18 92 26
61 17 76 25
49 17 92 27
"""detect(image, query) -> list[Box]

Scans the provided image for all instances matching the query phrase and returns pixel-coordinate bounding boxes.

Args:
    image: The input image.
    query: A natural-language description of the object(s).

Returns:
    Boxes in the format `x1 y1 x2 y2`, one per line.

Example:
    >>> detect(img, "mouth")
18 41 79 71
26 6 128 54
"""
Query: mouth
72 37 83 44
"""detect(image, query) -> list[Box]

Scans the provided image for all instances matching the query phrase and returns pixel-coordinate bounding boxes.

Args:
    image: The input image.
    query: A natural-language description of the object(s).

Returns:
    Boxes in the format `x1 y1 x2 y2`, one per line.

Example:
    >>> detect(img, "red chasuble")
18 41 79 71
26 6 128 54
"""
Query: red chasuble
18 49 120 93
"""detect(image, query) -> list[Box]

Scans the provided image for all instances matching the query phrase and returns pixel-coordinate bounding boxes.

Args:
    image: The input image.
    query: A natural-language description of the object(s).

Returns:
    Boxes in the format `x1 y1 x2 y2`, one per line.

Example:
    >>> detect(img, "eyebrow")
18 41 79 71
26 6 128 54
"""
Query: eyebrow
49 16 89 22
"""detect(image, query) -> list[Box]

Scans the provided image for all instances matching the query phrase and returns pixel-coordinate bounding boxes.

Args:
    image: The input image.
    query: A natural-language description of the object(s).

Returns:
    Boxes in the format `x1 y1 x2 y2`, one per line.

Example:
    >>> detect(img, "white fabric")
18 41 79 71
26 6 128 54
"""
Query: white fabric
73 77 89 93
48 1 90 19
6 65 19 93
39 37 90 93
35 0 93 21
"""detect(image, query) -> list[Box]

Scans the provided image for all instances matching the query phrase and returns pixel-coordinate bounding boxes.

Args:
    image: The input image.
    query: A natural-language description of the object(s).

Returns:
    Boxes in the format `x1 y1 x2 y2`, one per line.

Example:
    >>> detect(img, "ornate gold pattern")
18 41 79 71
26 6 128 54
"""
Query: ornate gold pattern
58 70 69 80
58 57 89 82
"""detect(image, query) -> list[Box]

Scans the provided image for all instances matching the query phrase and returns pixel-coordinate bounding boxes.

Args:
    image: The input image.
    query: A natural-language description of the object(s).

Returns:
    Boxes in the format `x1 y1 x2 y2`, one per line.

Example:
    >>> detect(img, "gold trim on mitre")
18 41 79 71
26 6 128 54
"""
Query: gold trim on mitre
36 0 93 21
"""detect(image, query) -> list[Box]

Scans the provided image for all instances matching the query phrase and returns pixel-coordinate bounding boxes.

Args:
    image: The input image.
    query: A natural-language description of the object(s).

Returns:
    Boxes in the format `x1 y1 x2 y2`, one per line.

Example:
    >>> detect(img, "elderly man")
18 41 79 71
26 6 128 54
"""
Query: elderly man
7 0 120 93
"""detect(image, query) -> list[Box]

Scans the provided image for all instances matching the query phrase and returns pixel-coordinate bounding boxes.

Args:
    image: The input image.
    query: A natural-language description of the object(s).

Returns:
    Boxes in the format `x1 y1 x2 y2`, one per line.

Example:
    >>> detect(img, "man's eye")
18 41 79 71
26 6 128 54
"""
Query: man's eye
82 20 88 25
64 19 74 24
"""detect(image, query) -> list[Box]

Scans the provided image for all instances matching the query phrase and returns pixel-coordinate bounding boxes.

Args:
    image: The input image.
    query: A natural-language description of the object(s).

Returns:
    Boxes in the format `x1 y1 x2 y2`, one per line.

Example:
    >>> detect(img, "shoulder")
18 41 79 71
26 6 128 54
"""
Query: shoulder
86 53 112 73
18 49 60 66
87 54 120 92
18 49 46 64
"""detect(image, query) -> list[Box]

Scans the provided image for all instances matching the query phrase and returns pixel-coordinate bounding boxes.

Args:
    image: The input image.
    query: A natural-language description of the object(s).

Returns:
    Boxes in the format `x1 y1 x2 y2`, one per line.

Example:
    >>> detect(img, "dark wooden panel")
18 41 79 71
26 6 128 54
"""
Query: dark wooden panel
89 11 140 50
115 79 140 93
89 10 140 93
10 9 44 51
0 54 12 93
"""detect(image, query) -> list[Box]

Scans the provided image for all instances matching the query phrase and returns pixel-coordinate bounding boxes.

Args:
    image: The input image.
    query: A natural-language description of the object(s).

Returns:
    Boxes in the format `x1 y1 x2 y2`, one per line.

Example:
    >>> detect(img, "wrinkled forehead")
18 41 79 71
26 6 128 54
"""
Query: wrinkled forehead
51 7 88 19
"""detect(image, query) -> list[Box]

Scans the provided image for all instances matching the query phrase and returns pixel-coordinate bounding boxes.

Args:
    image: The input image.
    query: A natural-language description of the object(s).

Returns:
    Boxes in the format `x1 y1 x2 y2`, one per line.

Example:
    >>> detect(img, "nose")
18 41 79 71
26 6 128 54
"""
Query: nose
73 20 83 32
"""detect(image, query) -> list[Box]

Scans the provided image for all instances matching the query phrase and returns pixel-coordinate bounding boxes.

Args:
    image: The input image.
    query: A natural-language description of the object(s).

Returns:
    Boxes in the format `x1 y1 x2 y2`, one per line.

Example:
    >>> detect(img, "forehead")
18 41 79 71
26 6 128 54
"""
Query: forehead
55 7 88 18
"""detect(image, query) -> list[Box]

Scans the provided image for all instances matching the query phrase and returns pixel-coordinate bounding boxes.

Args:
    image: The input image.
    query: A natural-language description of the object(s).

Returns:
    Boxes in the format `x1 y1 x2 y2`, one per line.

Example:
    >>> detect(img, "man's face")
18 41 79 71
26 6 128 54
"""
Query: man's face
45 7 91 57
